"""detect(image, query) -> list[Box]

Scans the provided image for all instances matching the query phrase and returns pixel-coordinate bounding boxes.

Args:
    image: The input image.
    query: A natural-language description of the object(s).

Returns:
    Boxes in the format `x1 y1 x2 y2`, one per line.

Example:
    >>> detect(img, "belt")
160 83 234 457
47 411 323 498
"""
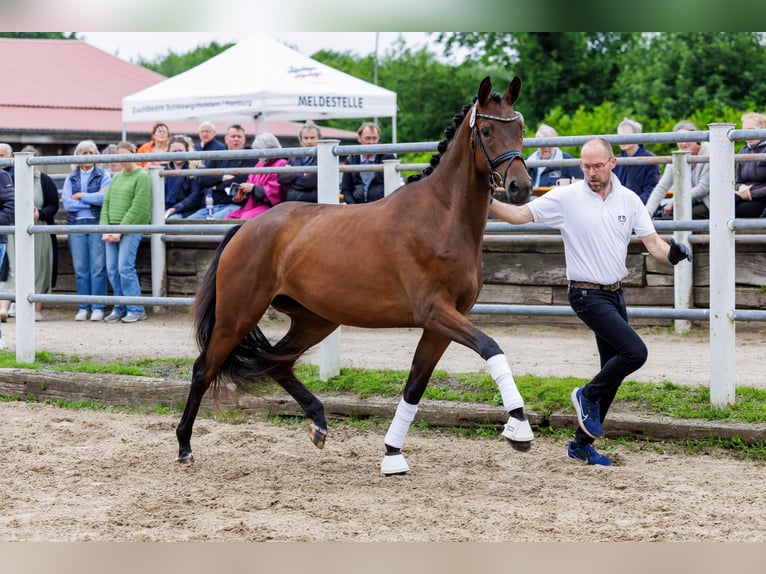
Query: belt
569 280 622 291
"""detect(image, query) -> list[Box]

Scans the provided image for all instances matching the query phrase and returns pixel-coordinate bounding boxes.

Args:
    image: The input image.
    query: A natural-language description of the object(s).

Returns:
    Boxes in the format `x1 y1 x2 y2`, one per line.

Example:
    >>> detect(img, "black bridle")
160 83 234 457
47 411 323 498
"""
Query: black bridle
470 106 526 194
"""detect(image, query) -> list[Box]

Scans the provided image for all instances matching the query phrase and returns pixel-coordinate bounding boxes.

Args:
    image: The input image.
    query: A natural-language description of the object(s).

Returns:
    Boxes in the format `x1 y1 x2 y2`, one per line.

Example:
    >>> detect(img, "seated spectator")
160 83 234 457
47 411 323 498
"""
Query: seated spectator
613 117 660 203
185 124 257 219
164 135 204 220
734 111 766 218
137 122 171 168
279 120 321 203
226 133 288 220
526 124 583 188
341 122 396 204
645 121 710 220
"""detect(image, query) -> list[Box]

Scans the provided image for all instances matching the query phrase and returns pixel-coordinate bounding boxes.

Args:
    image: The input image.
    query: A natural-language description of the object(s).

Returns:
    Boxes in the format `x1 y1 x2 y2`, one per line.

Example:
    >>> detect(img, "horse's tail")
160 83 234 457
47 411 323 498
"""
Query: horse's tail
193 223 300 393
193 224 242 355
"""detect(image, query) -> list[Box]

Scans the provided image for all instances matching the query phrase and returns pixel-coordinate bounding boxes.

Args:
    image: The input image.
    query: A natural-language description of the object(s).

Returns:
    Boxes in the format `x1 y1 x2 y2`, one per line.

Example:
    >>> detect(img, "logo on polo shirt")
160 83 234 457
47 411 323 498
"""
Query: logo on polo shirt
617 215 627 225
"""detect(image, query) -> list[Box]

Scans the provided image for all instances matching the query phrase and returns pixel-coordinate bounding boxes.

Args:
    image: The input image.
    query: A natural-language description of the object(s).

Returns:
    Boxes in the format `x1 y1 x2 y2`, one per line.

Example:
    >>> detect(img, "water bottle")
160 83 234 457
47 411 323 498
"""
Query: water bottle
205 193 214 220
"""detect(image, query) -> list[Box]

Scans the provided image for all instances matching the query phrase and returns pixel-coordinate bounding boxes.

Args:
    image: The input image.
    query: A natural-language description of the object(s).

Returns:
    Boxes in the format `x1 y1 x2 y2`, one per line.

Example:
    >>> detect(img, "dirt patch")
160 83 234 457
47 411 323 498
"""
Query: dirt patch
1 308 765 541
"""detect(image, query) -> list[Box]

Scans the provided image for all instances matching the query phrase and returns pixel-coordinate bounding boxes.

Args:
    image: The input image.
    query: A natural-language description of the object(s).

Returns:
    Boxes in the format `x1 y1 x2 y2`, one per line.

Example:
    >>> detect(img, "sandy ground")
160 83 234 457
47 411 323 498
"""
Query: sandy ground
1 307 765 541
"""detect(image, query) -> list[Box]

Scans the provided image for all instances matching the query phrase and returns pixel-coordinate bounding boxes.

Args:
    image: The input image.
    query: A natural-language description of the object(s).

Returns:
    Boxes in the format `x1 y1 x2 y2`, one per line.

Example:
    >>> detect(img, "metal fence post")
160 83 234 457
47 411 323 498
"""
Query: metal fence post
316 139 340 380
383 158 402 196
672 150 692 334
13 152 35 363
707 123 736 407
149 167 167 314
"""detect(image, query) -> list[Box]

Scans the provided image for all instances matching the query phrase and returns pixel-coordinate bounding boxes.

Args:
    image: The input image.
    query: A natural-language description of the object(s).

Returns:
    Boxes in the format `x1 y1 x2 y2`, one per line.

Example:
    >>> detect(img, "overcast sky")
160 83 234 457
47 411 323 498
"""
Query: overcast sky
80 32 437 63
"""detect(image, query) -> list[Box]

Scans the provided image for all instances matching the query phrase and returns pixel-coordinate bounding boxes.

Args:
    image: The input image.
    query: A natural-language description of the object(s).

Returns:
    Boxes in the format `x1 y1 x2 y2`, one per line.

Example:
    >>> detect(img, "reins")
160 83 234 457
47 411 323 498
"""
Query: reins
469 105 525 194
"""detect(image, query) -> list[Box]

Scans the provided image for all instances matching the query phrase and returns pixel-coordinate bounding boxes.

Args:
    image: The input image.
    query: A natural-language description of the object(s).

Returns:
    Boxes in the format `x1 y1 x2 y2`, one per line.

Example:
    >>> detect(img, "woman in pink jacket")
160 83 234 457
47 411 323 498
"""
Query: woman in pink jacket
226 132 287 220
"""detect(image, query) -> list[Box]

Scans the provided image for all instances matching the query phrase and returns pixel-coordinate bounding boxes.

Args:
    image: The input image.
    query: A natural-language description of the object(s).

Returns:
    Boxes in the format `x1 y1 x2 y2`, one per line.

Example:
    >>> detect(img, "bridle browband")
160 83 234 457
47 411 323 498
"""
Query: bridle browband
470 105 526 194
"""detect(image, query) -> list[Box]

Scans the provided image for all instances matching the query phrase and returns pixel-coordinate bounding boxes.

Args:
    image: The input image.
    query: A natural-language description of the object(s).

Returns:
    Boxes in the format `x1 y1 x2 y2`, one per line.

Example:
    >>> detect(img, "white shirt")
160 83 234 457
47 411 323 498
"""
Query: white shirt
527 174 656 285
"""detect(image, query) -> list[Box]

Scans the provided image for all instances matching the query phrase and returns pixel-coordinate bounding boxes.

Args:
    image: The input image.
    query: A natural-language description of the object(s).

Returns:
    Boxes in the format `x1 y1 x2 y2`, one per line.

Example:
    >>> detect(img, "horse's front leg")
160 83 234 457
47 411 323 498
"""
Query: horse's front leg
381 330 450 476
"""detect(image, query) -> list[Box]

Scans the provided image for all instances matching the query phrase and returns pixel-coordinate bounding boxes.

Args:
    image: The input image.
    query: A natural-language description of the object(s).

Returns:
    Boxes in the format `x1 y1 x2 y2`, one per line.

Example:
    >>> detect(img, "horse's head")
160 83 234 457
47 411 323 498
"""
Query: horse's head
472 76 532 205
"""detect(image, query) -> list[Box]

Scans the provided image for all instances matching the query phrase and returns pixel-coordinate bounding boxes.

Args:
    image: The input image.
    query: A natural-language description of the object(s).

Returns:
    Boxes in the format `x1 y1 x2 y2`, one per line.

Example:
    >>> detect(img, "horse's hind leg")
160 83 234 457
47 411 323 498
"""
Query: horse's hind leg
268 299 340 448
380 330 451 476
176 354 215 463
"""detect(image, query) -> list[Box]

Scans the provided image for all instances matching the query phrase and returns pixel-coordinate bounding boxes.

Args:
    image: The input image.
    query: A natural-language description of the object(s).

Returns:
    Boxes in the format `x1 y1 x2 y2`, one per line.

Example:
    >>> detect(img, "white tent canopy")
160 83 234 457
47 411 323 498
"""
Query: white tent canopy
122 34 397 139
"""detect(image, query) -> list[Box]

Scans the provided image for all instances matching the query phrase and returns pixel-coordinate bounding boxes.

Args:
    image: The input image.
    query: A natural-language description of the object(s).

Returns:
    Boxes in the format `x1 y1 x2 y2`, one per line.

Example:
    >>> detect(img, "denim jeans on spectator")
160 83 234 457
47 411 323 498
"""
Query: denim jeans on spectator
567 286 648 445
105 233 144 316
68 218 107 311
185 203 239 220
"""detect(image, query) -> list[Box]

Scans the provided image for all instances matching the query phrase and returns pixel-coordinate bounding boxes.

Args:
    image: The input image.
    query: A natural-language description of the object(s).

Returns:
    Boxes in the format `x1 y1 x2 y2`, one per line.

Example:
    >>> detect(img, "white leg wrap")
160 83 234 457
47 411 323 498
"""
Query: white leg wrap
487 354 524 412
384 398 419 449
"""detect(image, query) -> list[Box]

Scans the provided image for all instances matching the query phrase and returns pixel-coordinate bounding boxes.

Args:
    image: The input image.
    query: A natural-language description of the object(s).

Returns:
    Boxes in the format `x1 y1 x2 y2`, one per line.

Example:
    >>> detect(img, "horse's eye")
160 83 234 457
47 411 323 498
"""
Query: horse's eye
480 127 491 138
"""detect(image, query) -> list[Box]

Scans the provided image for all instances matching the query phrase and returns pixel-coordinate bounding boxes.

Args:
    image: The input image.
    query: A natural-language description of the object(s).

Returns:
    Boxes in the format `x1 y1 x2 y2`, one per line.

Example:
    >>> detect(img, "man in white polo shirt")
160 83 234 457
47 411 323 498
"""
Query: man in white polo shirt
489 137 691 466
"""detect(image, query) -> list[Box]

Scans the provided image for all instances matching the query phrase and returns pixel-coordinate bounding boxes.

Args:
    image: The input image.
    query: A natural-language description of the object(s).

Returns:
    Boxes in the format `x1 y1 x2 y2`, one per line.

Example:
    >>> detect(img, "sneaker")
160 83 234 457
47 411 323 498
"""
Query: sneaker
7 302 15 318
0 308 7 321
34 311 44 322
121 313 147 323
571 387 603 439
75 309 90 321
104 311 125 323
0 336 6 350
90 309 104 322
567 441 612 466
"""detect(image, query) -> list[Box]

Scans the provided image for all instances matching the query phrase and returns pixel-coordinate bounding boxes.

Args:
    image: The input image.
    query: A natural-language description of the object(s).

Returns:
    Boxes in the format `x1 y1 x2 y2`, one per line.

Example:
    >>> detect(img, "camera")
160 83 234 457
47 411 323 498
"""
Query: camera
225 182 239 197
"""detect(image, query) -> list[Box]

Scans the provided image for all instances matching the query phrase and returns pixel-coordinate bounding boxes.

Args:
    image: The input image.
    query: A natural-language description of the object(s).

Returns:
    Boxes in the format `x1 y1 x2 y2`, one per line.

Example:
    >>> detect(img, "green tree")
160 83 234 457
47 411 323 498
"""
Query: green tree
136 42 233 77
0 32 77 39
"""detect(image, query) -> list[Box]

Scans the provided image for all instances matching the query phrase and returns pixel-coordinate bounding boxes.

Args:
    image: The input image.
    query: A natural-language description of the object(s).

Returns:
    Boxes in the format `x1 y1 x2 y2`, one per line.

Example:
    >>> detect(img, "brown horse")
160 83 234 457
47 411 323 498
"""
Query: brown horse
176 76 534 474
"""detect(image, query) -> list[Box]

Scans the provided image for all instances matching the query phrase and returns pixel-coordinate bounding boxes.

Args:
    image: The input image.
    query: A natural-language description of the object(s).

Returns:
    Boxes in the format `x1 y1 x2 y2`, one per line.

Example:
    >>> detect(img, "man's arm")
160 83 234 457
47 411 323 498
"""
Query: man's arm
488 197 534 225
640 232 691 265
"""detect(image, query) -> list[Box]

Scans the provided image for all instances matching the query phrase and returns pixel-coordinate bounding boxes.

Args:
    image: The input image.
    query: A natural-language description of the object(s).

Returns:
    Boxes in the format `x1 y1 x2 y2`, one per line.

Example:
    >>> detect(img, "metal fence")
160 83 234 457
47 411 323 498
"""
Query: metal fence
3 123 766 407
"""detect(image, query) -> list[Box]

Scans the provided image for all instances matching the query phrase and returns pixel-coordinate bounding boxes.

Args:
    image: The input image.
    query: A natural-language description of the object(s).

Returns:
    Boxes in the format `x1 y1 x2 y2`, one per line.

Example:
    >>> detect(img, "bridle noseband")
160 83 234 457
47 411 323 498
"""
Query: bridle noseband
470 105 526 194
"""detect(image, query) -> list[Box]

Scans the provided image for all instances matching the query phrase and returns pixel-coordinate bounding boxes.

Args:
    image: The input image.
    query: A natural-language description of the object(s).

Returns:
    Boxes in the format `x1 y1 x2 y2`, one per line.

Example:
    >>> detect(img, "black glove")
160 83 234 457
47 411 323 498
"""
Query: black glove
252 185 266 202
668 238 691 265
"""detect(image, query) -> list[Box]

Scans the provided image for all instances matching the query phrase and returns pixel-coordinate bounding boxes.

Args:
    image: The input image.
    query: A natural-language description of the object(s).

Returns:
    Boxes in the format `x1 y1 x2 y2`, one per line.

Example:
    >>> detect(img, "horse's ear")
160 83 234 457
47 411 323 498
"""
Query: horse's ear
478 76 492 105
504 76 522 106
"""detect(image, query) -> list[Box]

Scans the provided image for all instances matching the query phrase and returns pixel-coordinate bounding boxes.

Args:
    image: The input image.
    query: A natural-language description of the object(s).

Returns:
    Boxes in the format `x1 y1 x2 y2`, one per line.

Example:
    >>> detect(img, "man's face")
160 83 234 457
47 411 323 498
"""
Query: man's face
225 129 246 150
358 127 379 145
580 145 615 193
0 147 11 159
199 126 215 144
300 128 319 147
538 145 553 160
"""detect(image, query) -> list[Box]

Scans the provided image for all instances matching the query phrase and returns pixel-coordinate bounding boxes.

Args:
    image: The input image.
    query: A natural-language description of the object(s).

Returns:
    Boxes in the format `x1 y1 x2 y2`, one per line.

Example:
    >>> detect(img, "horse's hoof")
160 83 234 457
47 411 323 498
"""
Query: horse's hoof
506 439 532 452
176 452 195 464
381 453 409 476
308 423 327 449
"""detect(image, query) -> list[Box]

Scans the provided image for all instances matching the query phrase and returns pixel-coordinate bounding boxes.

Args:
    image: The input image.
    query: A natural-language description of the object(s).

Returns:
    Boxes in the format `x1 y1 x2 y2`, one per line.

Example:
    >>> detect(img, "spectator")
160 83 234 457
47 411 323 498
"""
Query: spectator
526 124 584 188
100 141 152 324
734 112 766 218
0 167 13 348
279 120 321 203
101 143 124 176
341 122 396 204
195 120 226 153
0 145 58 322
164 135 204 219
613 117 660 204
185 124 257 219
62 140 111 321
645 121 710 220
226 132 288 220
137 122 171 168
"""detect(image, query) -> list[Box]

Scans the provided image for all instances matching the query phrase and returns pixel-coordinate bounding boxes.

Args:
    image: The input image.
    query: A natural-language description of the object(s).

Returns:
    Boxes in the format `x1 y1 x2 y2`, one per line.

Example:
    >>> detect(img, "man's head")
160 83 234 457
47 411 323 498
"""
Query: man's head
673 120 701 154
357 122 380 145
198 121 218 145
0 143 12 159
224 124 247 150
535 124 558 160
298 121 321 148
580 137 615 193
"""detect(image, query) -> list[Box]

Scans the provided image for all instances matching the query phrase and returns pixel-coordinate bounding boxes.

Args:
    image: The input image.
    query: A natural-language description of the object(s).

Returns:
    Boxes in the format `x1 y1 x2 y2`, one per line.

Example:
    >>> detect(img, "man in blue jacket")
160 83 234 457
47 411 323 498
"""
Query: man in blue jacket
613 117 660 204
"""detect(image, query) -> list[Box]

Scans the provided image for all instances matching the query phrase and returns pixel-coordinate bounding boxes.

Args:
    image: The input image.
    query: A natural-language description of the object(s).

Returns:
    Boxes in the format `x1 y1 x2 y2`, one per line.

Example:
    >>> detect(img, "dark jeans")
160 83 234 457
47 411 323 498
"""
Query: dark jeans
568 287 648 445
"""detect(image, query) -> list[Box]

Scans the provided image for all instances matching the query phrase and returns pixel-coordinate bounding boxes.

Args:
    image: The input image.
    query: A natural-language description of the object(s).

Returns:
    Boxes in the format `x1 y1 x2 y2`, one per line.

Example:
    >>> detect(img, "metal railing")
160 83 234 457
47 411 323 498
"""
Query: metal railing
5 125 766 407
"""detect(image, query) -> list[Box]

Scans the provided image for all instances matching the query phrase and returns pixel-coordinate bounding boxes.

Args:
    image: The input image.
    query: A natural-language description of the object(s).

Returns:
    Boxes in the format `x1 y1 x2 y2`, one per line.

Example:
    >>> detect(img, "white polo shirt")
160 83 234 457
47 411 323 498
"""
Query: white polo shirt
527 174 656 285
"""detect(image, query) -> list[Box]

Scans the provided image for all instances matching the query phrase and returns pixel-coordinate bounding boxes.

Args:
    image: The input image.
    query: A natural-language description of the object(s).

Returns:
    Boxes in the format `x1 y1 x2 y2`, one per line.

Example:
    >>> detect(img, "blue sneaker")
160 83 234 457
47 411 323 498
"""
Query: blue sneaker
567 441 612 466
571 387 603 438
